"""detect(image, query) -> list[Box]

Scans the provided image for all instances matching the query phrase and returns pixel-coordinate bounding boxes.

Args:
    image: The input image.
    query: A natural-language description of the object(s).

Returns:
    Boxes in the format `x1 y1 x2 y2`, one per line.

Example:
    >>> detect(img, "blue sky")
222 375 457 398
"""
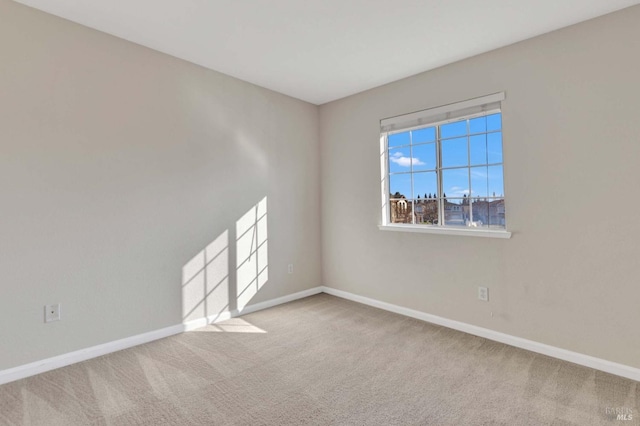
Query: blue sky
388 113 504 200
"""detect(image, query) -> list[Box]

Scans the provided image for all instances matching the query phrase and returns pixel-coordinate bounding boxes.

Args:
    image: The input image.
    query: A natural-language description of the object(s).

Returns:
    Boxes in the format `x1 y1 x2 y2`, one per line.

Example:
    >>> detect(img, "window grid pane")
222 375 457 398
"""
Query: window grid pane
386 111 504 229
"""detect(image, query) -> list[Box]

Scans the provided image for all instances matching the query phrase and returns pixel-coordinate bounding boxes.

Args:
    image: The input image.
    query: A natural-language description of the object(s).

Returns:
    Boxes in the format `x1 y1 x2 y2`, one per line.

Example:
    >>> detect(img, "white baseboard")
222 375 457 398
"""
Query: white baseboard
0 324 185 386
0 286 323 386
182 311 233 332
320 286 640 383
182 286 323 331
235 286 323 316
9 285 632 386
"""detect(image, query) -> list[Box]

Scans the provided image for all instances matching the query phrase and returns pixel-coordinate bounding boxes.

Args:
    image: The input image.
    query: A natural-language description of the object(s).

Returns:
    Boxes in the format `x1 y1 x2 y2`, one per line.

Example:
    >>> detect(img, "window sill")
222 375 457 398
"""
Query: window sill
378 224 512 239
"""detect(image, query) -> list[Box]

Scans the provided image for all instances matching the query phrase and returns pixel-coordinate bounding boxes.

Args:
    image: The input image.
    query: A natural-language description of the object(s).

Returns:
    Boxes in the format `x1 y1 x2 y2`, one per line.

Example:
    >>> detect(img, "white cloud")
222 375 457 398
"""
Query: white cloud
390 152 425 168
448 186 471 196
470 170 487 178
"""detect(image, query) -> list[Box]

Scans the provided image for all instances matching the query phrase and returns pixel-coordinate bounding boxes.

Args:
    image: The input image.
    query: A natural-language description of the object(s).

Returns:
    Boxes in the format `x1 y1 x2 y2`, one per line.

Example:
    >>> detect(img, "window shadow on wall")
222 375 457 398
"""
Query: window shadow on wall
236 196 268 313
181 229 230 323
181 196 268 325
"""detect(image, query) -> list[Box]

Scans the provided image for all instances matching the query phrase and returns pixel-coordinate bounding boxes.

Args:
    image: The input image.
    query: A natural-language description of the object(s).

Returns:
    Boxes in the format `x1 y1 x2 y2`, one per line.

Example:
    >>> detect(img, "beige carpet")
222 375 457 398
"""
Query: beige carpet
0 294 638 425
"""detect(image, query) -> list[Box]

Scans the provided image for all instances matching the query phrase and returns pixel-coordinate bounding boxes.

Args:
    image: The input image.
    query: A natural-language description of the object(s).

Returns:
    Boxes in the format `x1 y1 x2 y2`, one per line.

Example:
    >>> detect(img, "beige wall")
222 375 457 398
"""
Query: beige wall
320 6 640 368
0 0 321 370
2 0 639 374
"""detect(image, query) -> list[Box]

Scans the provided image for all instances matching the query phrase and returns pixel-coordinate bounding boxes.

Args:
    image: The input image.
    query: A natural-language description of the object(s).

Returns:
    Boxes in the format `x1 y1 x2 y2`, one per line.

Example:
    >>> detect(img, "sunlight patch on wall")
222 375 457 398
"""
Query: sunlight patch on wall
236 197 268 312
182 230 229 321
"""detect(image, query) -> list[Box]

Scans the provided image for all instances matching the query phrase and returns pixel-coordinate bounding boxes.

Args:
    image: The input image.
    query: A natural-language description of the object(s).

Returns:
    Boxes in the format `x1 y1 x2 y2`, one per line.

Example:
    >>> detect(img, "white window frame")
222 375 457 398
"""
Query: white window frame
379 92 511 239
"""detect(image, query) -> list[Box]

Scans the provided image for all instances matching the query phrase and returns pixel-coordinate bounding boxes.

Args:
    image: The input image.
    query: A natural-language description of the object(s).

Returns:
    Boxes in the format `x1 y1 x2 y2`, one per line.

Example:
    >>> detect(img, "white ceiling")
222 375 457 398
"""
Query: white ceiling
13 0 640 105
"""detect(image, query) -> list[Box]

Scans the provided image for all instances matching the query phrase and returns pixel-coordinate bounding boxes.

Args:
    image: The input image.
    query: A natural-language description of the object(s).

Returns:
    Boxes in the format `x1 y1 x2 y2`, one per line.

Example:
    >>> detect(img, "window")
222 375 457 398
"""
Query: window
379 93 510 238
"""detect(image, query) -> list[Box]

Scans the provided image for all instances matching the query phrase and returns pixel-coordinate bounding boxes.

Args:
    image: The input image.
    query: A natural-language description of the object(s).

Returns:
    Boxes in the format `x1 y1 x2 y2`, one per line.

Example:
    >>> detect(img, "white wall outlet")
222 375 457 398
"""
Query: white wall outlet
287 264 294 274
478 287 489 302
45 303 61 322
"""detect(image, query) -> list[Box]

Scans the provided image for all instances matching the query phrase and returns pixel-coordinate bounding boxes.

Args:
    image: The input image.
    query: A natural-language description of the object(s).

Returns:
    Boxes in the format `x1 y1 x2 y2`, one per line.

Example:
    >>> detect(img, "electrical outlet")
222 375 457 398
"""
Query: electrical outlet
478 287 489 302
288 264 294 274
45 303 61 322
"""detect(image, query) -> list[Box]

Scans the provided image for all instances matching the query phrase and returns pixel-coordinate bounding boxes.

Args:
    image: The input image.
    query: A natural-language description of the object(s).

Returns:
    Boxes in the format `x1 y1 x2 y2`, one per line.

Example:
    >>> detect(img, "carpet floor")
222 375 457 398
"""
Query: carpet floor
0 293 638 425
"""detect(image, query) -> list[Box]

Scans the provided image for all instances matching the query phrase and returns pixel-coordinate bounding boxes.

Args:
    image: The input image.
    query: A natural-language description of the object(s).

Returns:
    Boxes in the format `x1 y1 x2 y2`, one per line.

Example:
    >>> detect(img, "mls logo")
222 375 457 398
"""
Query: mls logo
606 407 633 421
616 414 633 421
